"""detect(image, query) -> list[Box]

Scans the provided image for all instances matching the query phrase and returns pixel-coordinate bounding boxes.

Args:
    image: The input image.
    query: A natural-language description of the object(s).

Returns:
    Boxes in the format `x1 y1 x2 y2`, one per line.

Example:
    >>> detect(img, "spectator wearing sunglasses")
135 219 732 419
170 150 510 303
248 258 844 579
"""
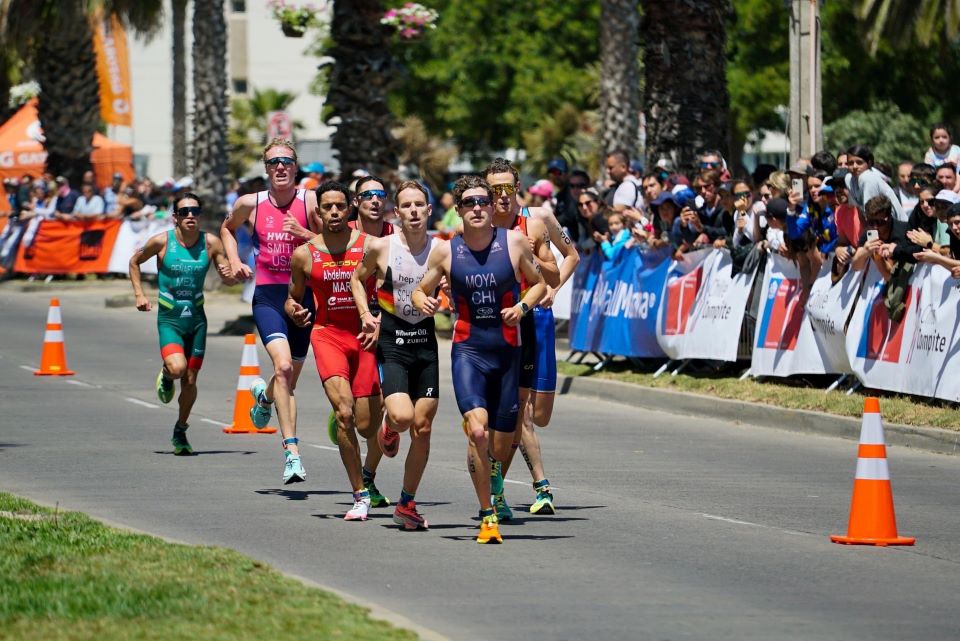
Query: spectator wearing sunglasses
903 189 958 259
552 165 586 244
698 149 730 181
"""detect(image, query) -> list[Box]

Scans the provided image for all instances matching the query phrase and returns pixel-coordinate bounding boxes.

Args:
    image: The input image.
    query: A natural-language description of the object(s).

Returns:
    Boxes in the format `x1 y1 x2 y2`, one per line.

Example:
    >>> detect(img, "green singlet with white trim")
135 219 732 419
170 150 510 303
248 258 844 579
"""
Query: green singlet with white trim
157 229 209 362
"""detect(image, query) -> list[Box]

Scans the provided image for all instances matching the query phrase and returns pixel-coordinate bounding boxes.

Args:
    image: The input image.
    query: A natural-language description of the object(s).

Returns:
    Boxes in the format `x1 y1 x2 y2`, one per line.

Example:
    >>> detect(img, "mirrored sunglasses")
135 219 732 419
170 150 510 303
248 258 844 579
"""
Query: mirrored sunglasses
358 189 387 201
265 156 296 167
490 183 516 197
176 206 201 217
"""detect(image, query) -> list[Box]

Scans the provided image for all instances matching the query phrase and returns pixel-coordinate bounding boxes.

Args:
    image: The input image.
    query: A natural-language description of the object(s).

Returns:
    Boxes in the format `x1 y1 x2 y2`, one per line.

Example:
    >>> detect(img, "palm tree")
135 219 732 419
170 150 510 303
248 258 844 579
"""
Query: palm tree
172 0 188 177
599 0 640 160
642 0 731 173
860 0 960 54
191 0 228 217
0 0 163 185
326 0 398 178
229 88 304 177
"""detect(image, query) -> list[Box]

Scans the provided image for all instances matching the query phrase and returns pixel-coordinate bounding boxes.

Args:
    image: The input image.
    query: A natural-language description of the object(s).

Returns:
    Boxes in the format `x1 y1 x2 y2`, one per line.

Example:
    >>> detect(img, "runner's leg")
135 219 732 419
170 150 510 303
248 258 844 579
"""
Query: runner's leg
404 397 437 496
264 339 299 456
326 376 363 492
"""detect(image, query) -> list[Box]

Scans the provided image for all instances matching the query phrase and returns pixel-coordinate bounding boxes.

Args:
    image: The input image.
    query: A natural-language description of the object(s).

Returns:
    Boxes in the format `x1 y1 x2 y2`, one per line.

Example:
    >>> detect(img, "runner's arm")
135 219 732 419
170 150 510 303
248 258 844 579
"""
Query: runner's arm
304 189 322 235
532 207 579 307
284 245 312 327
351 236 382 334
412 241 449 317
220 194 255 280
128 233 165 312
502 232 546 327
529 217 560 289
205 233 235 284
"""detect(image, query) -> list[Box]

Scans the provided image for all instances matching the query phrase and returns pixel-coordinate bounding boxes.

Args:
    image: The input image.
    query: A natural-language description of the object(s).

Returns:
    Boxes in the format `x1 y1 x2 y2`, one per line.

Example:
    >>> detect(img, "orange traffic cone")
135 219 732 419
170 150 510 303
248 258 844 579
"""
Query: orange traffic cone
831 397 914 546
34 298 75 376
223 333 276 434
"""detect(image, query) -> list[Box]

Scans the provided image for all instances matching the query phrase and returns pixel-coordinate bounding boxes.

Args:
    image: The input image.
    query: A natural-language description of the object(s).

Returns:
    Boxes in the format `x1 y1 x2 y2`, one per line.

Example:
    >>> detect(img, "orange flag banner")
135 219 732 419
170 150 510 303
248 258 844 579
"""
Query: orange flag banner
92 14 132 126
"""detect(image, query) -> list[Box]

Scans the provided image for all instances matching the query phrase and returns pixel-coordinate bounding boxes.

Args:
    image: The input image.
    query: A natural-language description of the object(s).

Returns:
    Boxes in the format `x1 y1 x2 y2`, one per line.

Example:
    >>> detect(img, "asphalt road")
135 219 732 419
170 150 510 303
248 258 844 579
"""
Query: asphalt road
2 284 960 641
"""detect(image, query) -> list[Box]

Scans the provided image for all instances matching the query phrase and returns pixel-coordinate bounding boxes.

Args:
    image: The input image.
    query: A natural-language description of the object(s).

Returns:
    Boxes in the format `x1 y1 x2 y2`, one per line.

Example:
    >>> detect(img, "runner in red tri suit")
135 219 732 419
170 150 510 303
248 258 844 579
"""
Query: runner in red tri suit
286 181 382 522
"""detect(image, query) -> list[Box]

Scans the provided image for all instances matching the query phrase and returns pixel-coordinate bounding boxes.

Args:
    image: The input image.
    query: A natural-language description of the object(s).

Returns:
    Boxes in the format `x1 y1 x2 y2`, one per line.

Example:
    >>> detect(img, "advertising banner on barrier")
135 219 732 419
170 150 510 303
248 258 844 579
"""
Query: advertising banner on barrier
14 219 121 274
656 249 756 361
751 253 845 376
569 250 604 351
107 219 175 275
803 258 863 374
595 247 670 357
845 263 960 401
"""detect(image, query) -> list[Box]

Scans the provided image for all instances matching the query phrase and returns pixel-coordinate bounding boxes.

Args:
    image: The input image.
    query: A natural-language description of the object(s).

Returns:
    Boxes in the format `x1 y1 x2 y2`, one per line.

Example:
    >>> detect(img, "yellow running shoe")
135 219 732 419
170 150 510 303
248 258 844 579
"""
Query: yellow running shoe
477 514 502 544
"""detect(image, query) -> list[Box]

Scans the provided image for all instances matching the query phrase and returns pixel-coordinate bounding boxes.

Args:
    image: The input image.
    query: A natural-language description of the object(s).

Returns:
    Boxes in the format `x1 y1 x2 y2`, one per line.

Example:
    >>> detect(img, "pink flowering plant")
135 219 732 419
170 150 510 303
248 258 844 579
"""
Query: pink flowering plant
268 0 324 35
381 2 439 40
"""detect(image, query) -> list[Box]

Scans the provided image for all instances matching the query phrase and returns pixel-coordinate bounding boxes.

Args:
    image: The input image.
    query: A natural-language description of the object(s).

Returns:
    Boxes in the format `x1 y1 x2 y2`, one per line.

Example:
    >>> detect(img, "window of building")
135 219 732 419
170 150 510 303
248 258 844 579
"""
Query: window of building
230 1 246 13
232 78 248 94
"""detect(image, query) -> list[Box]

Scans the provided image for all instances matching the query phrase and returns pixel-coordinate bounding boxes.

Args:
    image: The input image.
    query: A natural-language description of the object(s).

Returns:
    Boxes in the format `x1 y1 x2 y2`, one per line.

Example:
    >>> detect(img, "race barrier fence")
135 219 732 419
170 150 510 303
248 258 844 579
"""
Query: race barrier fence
569 244 960 403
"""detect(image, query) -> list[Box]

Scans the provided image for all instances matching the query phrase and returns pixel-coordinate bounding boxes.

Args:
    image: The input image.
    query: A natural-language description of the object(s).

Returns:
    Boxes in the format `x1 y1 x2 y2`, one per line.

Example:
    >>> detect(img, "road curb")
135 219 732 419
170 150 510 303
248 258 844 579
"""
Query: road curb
557 374 960 456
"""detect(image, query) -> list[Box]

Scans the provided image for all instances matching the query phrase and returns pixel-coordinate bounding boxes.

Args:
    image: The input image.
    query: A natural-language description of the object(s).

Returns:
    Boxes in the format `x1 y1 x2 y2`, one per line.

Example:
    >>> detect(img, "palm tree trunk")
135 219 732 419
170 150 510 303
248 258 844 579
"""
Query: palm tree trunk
172 0 189 177
642 0 731 173
599 0 640 160
327 0 398 178
36 21 99 185
192 0 228 217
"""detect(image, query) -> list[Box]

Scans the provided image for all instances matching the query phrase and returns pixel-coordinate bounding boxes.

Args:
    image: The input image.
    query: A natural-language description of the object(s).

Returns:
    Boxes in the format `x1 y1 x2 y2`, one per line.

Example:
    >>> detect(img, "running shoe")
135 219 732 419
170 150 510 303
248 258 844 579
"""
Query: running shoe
282 452 306 485
530 489 556 515
248 378 272 429
327 410 339 445
364 478 391 508
156 371 174 404
493 492 513 522
344 495 371 521
477 514 502 544
377 421 400 458
393 501 428 530
171 426 193 456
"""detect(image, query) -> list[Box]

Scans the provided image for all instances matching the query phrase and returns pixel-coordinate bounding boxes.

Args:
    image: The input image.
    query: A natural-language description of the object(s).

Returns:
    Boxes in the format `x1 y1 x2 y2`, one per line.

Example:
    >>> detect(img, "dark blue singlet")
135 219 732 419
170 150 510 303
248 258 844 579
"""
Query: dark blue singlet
449 227 522 432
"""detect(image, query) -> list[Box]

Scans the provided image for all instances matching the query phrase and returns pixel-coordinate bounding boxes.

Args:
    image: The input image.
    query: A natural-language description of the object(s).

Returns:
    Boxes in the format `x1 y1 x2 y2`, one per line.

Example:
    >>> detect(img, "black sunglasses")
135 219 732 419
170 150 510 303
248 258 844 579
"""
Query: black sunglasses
265 156 296 167
569 182 588 189
176 206 201 217
459 196 492 208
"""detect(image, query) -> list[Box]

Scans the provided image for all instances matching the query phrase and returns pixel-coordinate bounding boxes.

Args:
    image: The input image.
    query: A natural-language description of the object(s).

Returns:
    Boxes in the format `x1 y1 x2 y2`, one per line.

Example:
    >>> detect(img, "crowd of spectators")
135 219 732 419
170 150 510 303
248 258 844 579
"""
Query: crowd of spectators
508 124 960 324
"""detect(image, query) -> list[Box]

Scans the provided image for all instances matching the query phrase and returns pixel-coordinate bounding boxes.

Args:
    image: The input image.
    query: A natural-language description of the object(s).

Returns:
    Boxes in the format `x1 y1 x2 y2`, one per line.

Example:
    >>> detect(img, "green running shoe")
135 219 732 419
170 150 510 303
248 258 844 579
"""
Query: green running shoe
364 478 390 508
493 492 513 522
156 371 174 404
171 425 193 456
530 490 556 515
248 378 272 429
327 410 339 445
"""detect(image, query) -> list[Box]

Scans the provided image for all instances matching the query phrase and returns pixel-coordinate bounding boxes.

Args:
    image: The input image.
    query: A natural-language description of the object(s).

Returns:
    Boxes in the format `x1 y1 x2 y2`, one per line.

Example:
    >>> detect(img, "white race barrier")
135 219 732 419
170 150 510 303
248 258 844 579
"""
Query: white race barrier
106 219 175 274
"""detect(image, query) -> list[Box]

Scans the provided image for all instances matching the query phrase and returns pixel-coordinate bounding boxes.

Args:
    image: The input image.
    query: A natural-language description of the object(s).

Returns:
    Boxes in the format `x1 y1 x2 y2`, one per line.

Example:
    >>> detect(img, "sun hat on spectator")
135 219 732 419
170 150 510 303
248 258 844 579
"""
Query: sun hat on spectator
547 158 568 174
629 160 644 174
304 162 325 174
55 175 68 185
934 189 960 205
788 160 813 176
820 177 835 194
528 179 554 198
765 197 789 220
831 168 850 188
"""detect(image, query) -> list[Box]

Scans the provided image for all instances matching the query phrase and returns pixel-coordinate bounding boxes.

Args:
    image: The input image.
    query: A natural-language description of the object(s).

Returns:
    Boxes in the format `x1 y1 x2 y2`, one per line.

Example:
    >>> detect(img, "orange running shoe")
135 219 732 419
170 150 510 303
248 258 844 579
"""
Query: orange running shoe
477 514 502 544
377 421 400 458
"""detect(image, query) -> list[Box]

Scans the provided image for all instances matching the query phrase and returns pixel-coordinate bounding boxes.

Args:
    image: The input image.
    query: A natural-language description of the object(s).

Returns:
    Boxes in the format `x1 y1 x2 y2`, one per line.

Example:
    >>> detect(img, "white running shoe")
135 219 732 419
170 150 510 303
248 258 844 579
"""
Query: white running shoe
344 495 371 521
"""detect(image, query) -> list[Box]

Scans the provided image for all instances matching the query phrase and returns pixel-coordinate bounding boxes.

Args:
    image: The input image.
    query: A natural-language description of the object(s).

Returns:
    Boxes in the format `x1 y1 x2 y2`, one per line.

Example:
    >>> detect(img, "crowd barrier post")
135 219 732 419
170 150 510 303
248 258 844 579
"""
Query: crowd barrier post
670 360 691 377
825 374 849 393
653 360 676 378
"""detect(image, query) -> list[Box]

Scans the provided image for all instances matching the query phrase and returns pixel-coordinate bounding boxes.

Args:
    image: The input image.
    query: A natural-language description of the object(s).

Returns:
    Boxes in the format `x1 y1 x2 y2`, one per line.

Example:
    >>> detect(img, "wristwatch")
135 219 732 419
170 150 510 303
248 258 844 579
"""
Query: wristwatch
518 302 530 316
926 241 934 249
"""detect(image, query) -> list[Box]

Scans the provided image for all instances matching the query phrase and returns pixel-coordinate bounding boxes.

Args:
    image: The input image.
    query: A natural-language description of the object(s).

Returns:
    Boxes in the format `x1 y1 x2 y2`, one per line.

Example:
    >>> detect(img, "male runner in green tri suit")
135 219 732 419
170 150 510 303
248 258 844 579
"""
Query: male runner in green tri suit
130 193 232 455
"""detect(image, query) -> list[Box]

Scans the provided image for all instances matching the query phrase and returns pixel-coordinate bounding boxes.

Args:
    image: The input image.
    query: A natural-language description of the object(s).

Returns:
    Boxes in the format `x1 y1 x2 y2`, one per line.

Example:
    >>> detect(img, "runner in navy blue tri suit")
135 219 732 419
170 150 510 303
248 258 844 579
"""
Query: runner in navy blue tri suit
412 175 546 544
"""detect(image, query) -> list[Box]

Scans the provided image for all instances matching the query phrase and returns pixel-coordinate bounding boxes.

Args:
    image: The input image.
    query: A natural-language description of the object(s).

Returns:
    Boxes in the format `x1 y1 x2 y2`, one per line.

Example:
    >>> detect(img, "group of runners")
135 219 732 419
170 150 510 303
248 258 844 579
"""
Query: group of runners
129 139 579 543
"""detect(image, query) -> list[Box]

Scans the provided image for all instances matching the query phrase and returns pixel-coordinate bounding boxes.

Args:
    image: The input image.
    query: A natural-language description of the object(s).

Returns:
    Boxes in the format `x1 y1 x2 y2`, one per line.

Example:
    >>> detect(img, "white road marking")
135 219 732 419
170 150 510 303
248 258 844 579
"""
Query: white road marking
200 418 229 427
304 443 340 452
125 397 160 409
65 380 92 387
19 365 35 372
701 513 810 537
702 513 762 528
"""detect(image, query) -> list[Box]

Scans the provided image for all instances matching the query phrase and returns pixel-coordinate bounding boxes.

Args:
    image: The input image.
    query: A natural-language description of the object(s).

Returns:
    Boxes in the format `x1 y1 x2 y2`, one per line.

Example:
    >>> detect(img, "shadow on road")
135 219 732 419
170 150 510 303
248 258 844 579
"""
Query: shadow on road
256 488 347 501
439 534 575 542
153 450 257 456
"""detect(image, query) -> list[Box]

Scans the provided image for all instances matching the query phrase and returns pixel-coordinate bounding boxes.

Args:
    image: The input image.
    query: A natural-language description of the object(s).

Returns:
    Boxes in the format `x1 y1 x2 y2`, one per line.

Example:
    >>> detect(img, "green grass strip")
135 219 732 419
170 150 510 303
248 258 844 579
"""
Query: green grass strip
0 493 418 641
558 361 960 430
